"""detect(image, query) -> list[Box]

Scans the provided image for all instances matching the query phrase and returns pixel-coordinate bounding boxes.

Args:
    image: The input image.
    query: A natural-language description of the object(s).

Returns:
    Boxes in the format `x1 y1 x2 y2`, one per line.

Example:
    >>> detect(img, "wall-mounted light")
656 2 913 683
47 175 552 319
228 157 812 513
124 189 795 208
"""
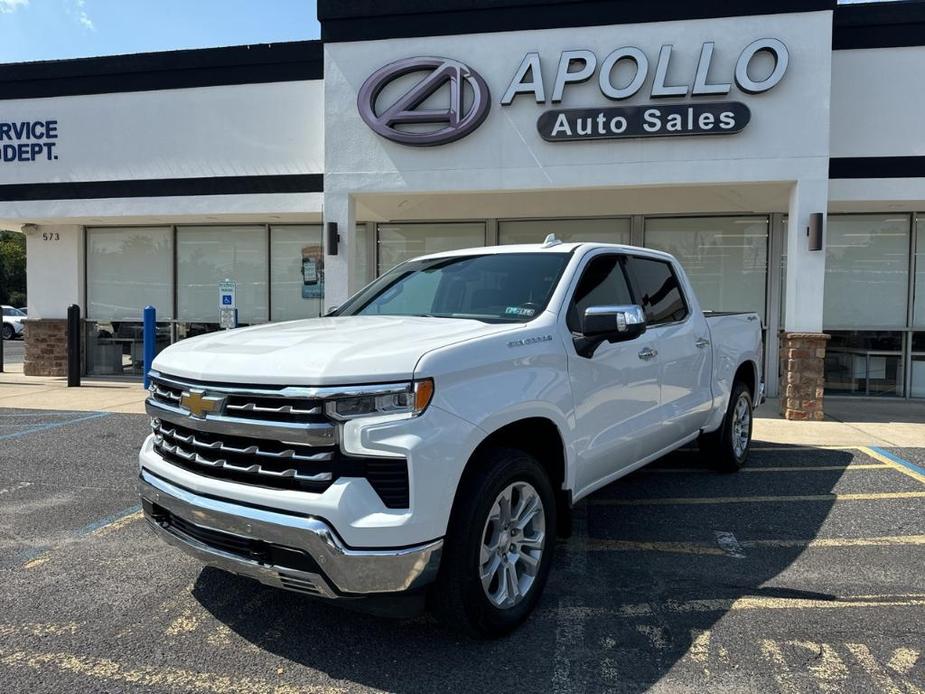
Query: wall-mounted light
808 213 823 251
326 221 339 256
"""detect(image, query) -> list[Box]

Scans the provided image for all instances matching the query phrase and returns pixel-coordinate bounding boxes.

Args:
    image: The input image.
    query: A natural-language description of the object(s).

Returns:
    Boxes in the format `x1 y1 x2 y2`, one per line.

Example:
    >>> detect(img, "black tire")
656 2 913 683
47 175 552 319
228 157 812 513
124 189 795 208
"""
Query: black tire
431 447 557 638
1 324 13 340
699 381 753 472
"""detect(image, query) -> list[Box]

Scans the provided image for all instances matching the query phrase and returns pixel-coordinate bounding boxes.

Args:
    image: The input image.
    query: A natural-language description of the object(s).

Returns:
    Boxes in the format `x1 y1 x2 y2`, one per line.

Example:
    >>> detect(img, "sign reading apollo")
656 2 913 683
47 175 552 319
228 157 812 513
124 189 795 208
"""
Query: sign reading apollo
357 39 789 146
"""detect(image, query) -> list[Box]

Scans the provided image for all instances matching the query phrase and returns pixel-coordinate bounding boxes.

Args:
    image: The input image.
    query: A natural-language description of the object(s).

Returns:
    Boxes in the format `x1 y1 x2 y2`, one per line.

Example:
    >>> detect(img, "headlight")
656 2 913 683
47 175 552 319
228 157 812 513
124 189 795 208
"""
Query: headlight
325 379 434 421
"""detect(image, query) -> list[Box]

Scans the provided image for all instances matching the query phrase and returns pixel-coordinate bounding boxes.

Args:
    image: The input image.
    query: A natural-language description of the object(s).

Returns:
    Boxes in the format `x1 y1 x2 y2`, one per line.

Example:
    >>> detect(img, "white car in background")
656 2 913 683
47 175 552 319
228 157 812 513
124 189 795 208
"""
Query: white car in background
2 305 25 340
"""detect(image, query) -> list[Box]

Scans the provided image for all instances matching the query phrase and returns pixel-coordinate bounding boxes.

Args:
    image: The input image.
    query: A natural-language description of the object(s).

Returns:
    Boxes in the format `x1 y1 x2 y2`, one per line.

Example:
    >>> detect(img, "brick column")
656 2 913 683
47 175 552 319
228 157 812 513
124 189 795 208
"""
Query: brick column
779 332 830 421
23 318 85 377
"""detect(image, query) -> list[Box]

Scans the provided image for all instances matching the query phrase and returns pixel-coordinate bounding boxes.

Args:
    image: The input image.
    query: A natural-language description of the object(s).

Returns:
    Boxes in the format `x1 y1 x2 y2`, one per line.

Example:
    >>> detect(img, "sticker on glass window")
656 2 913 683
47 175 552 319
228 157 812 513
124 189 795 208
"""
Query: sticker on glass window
505 306 536 317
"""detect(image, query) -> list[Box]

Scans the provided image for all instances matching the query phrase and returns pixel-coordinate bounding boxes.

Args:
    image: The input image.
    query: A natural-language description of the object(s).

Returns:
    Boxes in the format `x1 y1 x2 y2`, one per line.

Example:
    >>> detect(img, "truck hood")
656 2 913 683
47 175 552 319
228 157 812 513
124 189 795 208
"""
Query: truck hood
152 315 519 385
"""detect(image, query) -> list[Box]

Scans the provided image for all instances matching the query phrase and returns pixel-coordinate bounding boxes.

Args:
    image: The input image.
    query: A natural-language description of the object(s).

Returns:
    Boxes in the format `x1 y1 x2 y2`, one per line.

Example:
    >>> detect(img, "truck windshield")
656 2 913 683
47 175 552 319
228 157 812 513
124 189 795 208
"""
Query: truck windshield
335 253 571 323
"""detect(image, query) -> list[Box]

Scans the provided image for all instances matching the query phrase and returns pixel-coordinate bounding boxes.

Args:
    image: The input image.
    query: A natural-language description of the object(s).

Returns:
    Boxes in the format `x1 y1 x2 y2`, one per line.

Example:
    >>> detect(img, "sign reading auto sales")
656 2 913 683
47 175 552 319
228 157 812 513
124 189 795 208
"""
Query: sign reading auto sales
358 39 788 146
510 39 786 142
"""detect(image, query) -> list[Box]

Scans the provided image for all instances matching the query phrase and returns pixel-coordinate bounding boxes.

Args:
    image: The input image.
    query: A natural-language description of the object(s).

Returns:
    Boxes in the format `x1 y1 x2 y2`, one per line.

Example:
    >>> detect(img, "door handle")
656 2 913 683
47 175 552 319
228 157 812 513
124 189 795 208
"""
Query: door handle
696 337 711 349
637 347 658 361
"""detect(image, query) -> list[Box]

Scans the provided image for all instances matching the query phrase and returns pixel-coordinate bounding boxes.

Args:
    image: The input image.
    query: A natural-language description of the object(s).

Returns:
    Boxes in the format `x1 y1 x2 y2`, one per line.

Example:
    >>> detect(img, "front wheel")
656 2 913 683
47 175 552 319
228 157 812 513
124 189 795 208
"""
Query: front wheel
1 324 13 340
699 381 753 472
431 447 556 638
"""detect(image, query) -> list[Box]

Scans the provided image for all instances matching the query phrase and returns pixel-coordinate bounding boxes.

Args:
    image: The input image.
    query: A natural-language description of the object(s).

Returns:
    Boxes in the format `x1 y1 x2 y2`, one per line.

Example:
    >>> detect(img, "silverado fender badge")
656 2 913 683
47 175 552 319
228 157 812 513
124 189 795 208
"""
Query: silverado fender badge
508 335 553 348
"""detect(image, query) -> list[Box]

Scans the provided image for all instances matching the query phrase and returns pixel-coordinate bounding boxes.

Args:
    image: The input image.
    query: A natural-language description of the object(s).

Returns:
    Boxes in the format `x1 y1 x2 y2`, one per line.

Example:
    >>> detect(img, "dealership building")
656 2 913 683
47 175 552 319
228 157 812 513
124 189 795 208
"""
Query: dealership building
1 0 924 417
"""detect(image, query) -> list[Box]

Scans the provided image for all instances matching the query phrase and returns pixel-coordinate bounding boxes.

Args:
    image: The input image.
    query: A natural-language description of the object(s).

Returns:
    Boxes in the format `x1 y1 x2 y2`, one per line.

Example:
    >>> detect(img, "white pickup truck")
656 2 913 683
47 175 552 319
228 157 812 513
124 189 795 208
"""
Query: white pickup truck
140 239 763 636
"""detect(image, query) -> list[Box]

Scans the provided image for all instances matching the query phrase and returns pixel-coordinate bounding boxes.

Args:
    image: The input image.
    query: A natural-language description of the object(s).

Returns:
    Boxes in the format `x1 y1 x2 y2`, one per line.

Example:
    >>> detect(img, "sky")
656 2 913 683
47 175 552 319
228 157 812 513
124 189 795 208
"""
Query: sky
0 0 320 63
0 0 900 64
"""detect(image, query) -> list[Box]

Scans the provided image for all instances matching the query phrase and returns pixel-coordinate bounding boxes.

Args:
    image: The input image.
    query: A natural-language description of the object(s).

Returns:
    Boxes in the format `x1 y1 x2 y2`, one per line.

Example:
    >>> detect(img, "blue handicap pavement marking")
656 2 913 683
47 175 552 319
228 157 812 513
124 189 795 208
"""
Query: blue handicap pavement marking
0 411 110 441
77 504 143 536
869 446 925 478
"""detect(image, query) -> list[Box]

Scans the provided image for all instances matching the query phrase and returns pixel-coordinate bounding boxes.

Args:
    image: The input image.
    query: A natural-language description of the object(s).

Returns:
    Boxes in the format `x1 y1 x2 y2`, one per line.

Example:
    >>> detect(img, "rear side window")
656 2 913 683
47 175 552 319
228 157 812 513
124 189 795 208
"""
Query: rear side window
567 254 633 332
626 256 688 325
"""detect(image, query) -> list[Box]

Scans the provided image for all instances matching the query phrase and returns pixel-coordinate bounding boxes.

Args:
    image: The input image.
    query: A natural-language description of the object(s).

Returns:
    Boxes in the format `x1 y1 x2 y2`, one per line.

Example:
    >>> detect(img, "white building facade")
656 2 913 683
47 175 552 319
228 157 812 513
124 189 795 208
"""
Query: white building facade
2 1 924 417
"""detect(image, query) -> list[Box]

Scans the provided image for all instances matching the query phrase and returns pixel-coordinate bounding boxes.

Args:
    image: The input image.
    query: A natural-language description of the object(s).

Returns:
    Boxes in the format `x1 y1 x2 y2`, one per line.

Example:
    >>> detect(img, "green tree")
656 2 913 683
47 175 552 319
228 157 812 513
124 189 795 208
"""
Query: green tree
0 230 26 307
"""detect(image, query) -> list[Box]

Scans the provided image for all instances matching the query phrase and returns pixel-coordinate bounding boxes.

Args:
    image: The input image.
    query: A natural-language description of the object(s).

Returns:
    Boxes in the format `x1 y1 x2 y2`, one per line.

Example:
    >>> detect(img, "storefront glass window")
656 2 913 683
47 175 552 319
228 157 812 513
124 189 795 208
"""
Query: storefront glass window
824 215 910 329
86 227 173 377
912 333 925 398
644 216 769 321
377 222 485 275
270 225 323 322
85 321 171 377
87 227 173 320
177 225 268 325
914 217 925 329
353 224 371 289
824 331 904 397
499 218 630 245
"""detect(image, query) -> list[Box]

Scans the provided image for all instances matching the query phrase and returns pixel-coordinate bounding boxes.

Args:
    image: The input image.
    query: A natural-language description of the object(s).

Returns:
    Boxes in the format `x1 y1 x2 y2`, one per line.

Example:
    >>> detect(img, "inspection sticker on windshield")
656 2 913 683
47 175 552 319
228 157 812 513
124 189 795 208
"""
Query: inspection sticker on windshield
505 306 535 317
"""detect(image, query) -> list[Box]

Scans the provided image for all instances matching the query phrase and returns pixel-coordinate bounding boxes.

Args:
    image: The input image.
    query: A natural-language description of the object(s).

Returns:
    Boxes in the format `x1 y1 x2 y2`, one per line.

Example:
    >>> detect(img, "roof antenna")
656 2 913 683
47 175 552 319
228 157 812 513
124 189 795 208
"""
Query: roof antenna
542 233 562 248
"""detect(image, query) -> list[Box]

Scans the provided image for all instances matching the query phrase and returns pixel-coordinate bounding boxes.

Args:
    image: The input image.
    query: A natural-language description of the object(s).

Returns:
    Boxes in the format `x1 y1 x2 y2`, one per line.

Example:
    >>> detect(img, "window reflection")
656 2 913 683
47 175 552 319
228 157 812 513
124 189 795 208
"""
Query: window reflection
177 226 268 324
824 215 910 329
824 331 904 397
86 321 170 376
377 223 485 275
499 218 630 245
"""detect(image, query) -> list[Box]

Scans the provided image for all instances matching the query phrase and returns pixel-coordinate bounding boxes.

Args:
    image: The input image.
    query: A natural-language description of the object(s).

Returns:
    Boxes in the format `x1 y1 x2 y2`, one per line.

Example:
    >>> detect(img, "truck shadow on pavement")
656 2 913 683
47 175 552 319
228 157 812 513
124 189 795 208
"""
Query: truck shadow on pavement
192 447 855 692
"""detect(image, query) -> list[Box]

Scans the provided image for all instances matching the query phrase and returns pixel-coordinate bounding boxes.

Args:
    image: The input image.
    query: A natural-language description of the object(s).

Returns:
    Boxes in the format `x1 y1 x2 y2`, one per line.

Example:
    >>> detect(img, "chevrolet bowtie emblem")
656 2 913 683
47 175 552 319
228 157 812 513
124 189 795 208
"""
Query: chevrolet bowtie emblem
179 389 224 419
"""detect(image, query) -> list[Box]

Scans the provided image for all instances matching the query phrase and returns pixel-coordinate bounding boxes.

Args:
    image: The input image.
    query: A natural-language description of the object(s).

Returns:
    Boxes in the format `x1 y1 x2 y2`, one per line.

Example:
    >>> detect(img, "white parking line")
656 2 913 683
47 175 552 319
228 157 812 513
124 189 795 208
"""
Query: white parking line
0 481 31 496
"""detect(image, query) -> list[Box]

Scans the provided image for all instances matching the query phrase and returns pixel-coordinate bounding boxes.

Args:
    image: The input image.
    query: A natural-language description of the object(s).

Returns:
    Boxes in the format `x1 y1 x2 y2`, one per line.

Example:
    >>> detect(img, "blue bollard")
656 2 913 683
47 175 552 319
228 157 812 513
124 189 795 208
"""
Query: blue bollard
143 305 156 389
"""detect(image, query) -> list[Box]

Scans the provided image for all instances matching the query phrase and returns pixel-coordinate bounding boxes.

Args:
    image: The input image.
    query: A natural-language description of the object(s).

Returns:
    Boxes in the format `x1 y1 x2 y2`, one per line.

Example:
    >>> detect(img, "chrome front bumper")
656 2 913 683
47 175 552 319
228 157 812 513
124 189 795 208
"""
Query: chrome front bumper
139 469 442 599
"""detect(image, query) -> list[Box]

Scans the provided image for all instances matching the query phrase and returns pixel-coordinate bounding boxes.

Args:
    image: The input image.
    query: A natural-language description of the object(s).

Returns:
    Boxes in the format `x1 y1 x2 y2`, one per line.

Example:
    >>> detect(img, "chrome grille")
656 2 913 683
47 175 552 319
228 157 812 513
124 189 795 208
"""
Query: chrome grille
146 372 411 507
225 399 322 418
156 421 334 463
152 419 338 492
150 383 182 405
148 376 328 425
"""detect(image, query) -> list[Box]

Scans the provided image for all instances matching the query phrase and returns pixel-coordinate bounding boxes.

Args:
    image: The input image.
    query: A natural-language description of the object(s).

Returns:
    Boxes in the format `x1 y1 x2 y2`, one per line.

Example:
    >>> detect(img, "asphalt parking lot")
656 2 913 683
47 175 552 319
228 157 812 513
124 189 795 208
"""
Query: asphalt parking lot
1 407 923 693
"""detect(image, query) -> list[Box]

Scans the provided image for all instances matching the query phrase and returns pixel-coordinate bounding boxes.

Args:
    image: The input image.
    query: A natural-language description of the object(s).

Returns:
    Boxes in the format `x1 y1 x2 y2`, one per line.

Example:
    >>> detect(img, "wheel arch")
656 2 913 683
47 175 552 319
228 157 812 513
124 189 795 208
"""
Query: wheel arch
734 359 759 403
450 417 572 538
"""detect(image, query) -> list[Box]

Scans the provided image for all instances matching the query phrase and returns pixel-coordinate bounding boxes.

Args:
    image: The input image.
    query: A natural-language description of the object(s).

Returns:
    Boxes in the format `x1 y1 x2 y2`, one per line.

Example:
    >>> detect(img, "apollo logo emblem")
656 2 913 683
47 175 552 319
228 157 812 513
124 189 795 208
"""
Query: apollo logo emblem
357 57 491 147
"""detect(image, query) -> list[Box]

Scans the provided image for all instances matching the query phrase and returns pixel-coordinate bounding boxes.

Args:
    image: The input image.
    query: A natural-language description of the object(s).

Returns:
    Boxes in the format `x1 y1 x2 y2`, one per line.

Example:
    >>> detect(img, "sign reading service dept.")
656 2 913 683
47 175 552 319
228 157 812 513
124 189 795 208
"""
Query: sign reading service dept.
0 119 59 162
357 39 788 146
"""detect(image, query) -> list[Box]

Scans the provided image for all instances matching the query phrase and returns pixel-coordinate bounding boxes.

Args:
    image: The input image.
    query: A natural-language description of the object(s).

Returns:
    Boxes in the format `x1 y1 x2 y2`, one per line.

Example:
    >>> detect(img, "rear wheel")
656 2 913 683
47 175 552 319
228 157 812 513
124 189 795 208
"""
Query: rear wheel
699 381 753 472
1 324 13 340
431 447 556 638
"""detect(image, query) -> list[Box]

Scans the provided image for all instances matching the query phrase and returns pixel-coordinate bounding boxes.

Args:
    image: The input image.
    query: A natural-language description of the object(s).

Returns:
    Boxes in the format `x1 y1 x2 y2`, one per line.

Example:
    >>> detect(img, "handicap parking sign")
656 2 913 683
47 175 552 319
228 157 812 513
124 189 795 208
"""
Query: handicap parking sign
218 280 236 310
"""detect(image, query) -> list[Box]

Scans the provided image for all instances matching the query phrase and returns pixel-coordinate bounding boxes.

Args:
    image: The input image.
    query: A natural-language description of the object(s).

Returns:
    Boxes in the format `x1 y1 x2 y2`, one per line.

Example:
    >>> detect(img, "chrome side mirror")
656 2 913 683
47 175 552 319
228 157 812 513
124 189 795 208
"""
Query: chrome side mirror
574 304 647 358
581 305 647 341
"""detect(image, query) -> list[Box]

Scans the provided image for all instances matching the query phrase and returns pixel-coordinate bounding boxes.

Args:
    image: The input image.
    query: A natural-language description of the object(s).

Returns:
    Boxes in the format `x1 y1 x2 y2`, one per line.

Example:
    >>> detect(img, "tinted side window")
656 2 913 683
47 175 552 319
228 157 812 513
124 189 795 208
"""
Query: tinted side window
627 257 688 325
567 255 633 332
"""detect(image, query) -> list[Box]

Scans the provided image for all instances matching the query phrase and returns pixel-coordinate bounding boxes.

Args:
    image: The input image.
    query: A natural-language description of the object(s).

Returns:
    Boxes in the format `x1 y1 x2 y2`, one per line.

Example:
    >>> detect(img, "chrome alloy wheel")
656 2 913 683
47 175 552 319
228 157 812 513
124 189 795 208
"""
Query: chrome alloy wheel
732 393 752 458
479 481 546 609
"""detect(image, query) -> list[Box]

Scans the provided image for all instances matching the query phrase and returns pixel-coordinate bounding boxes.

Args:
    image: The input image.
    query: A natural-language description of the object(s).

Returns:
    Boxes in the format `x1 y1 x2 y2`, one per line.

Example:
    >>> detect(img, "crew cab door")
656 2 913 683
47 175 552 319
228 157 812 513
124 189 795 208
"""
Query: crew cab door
624 255 713 442
563 252 663 495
